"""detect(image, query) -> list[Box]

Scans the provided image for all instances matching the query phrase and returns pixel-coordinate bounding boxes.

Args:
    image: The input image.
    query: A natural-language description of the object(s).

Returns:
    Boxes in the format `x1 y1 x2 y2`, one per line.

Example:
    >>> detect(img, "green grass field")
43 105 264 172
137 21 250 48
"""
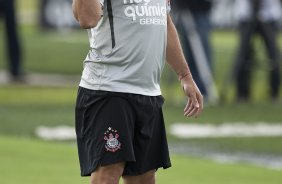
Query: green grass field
1 1 282 183
1 86 281 155
1 136 282 184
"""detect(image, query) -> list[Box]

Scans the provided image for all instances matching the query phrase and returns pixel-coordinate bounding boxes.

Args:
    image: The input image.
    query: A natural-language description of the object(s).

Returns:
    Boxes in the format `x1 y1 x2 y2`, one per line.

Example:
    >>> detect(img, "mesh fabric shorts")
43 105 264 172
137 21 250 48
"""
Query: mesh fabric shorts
75 87 171 176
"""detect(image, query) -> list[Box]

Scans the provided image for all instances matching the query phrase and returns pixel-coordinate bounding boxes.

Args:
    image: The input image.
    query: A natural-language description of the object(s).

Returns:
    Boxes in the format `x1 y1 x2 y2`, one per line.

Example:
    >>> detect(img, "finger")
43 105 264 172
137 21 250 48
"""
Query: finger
184 98 198 116
199 93 204 110
184 102 200 117
184 98 192 112
190 93 200 109
195 94 204 117
184 104 194 116
194 106 202 118
184 98 194 116
185 103 199 117
185 95 201 117
187 107 199 117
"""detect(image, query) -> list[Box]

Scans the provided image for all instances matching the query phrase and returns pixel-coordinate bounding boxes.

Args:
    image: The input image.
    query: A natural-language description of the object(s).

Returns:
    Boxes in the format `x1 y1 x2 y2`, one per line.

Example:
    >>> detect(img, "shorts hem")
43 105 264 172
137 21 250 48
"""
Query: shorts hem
122 163 172 176
80 158 136 177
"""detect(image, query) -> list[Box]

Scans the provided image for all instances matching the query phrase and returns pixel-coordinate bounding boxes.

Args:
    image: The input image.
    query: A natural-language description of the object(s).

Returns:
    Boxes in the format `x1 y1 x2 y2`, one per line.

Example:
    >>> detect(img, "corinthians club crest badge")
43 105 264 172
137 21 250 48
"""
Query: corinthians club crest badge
104 127 121 152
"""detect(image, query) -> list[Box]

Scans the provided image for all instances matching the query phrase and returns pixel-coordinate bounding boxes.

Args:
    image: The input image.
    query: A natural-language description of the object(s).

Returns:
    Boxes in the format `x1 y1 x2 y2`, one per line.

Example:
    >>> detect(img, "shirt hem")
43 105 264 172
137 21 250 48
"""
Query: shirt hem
79 81 162 96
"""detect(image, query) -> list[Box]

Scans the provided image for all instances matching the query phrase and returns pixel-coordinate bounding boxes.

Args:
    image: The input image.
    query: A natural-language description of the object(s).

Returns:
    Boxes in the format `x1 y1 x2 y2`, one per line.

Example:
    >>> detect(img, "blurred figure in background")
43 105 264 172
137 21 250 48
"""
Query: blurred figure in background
0 0 23 82
172 0 216 103
233 0 282 101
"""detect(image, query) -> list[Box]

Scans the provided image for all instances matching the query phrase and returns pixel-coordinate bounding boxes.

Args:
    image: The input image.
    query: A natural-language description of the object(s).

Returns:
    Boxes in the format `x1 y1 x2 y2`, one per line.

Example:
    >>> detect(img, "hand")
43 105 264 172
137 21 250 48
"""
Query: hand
181 76 204 118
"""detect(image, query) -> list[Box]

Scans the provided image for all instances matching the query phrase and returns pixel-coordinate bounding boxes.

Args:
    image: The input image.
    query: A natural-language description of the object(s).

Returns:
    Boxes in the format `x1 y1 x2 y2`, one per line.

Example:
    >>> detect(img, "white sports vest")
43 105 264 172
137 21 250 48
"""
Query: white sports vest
79 0 170 96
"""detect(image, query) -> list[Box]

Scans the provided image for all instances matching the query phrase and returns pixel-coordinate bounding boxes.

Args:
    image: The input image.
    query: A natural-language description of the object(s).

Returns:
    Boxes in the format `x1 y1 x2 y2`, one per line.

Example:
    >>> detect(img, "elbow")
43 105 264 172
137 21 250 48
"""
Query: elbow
78 16 101 29
79 21 97 29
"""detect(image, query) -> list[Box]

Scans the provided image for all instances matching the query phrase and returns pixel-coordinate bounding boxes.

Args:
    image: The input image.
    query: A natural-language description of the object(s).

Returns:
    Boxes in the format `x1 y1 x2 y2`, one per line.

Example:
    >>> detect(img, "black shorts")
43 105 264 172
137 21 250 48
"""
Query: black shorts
75 87 171 176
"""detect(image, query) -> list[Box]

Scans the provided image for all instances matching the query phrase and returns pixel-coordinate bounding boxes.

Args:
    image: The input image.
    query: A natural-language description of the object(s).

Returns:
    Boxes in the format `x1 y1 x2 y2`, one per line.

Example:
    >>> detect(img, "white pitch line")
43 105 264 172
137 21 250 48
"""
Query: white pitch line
36 126 76 141
36 122 282 141
170 122 282 138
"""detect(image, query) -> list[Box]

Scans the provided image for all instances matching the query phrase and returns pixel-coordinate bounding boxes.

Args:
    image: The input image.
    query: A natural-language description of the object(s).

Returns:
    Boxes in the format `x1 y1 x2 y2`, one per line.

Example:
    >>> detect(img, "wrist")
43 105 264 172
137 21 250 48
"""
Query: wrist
178 73 192 81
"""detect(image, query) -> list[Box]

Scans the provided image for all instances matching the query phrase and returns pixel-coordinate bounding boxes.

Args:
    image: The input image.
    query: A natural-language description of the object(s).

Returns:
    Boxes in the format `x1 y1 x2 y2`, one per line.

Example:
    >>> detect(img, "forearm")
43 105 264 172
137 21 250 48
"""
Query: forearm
166 15 192 80
72 0 102 29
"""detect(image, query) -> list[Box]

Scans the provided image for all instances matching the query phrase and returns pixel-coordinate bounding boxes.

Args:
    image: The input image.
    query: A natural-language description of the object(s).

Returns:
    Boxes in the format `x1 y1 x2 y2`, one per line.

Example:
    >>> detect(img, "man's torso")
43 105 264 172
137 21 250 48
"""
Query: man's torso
80 0 170 96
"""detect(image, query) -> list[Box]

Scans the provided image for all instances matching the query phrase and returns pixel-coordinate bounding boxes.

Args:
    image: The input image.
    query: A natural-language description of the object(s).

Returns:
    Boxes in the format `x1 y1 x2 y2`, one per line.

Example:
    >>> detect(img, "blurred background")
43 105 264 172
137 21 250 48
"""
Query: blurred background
0 0 282 183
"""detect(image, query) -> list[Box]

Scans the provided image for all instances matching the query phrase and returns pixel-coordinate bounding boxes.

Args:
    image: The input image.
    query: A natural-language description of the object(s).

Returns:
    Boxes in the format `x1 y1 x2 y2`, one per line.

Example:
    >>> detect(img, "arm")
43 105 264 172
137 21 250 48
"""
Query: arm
72 0 102 29
166 15 204 117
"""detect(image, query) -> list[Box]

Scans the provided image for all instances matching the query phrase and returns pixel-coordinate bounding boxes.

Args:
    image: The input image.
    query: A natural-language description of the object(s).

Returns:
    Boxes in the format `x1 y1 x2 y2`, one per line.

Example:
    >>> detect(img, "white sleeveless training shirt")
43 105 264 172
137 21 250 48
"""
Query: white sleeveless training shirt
79 0 171 96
